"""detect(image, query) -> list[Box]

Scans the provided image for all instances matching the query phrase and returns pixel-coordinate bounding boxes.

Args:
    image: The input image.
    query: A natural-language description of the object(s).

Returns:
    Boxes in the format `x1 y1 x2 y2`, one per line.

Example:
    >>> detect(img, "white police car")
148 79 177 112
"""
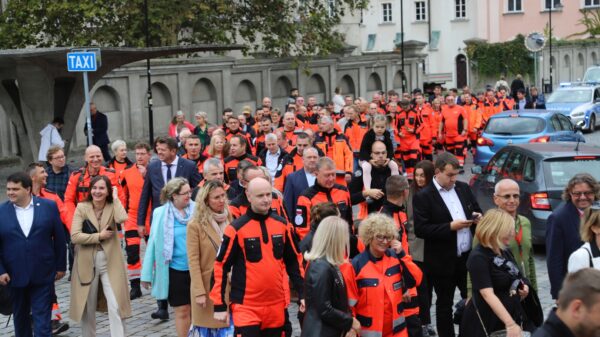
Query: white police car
546 83 600 132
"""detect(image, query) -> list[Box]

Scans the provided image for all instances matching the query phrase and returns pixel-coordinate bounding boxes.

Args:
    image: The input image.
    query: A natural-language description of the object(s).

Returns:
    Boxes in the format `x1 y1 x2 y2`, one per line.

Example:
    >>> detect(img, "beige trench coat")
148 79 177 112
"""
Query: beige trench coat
187 218 230 328
69 199 131 322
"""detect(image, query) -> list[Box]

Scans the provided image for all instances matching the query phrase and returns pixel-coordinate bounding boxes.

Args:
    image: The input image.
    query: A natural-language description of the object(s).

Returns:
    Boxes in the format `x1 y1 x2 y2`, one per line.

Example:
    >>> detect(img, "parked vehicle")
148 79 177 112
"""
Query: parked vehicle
546 83 600 132
470 142 600 244
474 110 585 166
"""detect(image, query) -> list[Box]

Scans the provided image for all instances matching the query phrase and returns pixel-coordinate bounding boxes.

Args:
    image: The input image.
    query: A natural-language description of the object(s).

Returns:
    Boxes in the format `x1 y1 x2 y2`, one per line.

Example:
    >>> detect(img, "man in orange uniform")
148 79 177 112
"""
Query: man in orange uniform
396 100 422 180
343 105 369 172
28 163 70 335
181 135 208 173
278 112 302 147
223 134 261 182
342 214 422 337
64 145 120 227
414 93 434 161
210 177 305 337
229 165 287 220
295 157 353 241
224 115 254 153
497 87 514 111
313 116 353 186
380 175 423 337
463 93 482 157
255 117 274 156
439 95 469 170
481 89 500 125
274 132 314 193
119 142 152 300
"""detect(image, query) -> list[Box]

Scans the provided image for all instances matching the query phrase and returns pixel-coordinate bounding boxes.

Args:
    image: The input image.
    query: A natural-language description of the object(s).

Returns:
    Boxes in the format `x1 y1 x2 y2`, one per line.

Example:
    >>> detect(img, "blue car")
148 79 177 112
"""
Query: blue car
546 84 600 132
474 110 585 166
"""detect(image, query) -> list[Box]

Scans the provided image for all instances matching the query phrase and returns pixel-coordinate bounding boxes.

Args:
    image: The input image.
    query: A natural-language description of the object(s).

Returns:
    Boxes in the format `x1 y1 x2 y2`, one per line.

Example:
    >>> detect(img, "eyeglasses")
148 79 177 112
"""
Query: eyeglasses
375 234 394 242
570 191 595 198
496 194 520 200
177 191 192 196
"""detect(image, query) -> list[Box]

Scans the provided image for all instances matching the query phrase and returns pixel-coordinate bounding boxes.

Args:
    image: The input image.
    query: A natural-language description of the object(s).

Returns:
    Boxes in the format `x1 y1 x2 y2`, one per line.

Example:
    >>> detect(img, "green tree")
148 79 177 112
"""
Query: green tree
568 8 600 39
0 0 368 59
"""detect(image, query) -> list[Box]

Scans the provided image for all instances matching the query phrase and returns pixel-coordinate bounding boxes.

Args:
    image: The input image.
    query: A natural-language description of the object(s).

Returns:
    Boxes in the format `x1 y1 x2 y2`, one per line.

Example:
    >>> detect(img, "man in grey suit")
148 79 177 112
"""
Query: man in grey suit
136 136 201 320
283 147 319 219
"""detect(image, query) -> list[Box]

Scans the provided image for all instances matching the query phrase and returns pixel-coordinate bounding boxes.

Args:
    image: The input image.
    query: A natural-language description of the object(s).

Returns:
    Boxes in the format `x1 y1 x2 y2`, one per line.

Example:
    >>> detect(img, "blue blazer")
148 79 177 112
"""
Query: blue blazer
137 157 202 226
0 197 66 287
283 168 310 219
546 201 582 299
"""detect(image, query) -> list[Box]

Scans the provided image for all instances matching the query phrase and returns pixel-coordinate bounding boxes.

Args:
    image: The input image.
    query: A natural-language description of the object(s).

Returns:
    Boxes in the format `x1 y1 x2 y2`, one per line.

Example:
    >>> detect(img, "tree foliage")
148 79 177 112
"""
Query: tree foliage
466 35 534 78
568 8 600 39
0 0 367 59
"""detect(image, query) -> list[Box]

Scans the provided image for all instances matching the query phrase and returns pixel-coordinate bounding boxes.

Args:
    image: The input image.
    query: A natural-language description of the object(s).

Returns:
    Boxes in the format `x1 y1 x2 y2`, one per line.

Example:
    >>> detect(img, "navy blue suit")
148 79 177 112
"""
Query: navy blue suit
137 156 202 227
0 196 67 337
283 168 311 219
546 201 583 299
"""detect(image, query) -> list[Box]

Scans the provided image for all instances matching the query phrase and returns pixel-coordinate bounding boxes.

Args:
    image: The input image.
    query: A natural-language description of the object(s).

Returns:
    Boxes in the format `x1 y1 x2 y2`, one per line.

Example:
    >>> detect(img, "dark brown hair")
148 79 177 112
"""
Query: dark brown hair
86 175 114 203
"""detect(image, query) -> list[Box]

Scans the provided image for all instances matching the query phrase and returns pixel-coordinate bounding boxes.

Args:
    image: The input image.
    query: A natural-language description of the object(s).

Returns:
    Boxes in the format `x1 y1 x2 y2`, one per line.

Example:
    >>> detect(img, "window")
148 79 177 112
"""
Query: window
486 150 510 175
382 3 393 22
327 0 335 17
394 32 404 44
366 34 377 51
586 0 600 7
550 115 563 131
557 114 574 131
505 151 525 180
507 0 522 12
523 158 535 181
544 0 562 10
455 0 466 18
415 1 427 21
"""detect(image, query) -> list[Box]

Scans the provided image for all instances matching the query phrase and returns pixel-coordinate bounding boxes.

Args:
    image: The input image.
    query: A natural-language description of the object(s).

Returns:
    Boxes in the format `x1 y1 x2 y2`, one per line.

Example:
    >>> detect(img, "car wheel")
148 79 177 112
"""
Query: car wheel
590 114 596 133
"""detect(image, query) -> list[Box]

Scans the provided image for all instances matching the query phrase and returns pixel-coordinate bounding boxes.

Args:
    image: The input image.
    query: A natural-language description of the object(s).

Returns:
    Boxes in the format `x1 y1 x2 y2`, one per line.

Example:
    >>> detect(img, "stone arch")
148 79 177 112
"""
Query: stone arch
149 82 173 136
306 74 326 104
339 75 356 98
561 54 571 82
367 72 383 99
272 76 293 111
234 79 257 114
92 85 123 142
393 71 407 93
576 53 586 80
192 78 218 124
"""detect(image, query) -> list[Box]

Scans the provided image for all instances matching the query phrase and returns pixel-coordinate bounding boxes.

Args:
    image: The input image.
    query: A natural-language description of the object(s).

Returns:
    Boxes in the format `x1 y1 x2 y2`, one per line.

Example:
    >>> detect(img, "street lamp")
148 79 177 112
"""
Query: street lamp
548 1 563 93
400 0 405 93
144 0 155 145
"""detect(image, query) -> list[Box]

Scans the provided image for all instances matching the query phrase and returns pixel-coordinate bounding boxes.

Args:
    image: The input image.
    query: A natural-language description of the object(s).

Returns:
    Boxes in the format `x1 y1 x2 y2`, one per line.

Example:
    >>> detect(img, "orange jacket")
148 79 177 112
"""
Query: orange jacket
482 98 501 123
37 188 69 230
342 248 422 337
465 104 483 134
273 149 304 193
64 166 120 229
415 105 434 141
277 127 302 147
210 209 304 312
119 165 151 233
344 118 369 156
225 129 254 153
295 183 353 240
498 96 515 111
396 108 421 140
440 105 468 138
314 130 353 178
229 191 288 220
223 153 261 183
181 153 209 173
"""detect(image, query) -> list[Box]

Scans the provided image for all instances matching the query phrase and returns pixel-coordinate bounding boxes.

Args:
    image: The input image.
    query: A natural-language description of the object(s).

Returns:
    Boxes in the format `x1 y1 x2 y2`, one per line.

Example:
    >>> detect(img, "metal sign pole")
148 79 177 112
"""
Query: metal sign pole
83 71 93 146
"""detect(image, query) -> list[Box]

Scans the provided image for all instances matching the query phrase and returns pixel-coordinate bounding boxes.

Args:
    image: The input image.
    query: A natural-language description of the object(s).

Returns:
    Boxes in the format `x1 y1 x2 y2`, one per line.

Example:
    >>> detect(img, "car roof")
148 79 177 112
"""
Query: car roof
506 142 600 158
490 110 556 118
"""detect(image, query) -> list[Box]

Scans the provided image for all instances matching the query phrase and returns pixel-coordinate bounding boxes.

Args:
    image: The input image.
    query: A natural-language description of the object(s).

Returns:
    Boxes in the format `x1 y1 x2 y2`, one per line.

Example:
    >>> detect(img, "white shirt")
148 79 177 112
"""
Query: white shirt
568 242 600 272
265 149 281 178
14 197 35 237
305 171 316 187
162 156 179 183
433 177 471 256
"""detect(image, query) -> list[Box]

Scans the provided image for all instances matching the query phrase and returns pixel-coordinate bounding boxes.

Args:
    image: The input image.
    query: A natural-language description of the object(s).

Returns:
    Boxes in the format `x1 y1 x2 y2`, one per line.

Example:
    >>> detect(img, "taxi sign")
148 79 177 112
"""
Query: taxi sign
67 52 97 72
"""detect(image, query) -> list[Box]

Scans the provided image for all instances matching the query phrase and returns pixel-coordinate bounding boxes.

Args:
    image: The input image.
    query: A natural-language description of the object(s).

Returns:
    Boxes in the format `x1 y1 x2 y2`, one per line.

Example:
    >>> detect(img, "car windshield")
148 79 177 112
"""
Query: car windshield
583 68 600 83
543 157 600 188
547 89 592 103
485 117 545 135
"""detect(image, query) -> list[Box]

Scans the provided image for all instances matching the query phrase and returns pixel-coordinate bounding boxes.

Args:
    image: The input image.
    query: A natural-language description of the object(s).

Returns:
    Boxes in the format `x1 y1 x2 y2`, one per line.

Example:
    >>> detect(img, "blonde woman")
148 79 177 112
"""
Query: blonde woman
302 216 360 337
460 209 532 337
568 203 600 271
206 134 226 160
141 178 195 337
187 180 235 336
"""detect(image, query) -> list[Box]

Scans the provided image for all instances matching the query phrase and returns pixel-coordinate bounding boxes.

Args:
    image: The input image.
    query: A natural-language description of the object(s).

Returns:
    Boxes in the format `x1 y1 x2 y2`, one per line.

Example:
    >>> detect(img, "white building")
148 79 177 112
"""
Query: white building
340 0 486 91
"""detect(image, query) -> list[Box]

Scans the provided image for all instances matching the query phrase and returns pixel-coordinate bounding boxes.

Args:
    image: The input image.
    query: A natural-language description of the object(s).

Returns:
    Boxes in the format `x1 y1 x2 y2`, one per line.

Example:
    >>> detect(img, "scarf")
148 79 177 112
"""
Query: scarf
163 201 195 264
210 210 229 239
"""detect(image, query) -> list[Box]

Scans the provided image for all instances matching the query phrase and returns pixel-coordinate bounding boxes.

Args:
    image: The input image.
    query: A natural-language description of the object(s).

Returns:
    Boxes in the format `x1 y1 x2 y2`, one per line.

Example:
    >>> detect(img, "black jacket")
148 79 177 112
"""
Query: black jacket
359 129 394 161
301 258 353 337
532 310 575 337
413 180 481 275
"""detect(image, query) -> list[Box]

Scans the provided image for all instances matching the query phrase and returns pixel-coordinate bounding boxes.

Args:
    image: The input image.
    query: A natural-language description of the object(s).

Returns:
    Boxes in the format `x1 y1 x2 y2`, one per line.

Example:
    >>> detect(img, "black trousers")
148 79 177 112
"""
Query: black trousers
415 261 432 325
10 282 53 337
426 252 468 337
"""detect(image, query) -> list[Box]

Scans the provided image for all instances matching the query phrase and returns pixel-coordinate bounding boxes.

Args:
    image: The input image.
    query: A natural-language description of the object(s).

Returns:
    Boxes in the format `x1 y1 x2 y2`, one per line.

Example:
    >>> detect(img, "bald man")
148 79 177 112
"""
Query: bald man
210 177 304 337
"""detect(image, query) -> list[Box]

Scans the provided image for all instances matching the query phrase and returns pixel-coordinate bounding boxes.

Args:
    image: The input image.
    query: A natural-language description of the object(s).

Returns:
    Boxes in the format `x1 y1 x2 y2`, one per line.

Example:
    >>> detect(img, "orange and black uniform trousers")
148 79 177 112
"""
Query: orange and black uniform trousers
342 248 421 337
396 109 422 180
119 165 150 286
210 209 304 337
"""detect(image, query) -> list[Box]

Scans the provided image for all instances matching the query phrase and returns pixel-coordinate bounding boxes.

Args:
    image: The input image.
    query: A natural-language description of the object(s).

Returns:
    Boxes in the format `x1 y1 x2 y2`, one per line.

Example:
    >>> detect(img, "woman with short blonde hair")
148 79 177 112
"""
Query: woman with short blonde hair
358 213 399 246
207 134 226 159
475 208 515 254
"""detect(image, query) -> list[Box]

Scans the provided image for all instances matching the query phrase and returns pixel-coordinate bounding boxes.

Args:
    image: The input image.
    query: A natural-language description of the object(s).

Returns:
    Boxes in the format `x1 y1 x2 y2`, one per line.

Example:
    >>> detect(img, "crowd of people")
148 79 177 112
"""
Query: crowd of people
0 83 599 337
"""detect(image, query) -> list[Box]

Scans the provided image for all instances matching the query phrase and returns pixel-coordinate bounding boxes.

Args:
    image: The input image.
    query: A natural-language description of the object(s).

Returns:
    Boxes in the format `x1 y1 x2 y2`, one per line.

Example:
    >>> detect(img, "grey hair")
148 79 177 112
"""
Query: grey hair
316 157 336 171
203 157 223 172
111 140 127 154
320 116 333 125
562 173 600 201
303 147 319 157
494 178 519 195
265 133 278 142
195 111 207 119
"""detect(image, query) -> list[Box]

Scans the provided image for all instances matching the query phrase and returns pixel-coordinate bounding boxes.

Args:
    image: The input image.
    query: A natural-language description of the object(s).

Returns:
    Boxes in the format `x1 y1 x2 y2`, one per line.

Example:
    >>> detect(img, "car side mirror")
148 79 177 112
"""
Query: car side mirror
471 166 482 175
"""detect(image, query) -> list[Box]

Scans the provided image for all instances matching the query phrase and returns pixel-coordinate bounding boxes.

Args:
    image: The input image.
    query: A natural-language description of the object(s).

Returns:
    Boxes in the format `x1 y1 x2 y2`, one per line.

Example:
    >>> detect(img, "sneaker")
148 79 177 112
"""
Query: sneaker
51 320 69 335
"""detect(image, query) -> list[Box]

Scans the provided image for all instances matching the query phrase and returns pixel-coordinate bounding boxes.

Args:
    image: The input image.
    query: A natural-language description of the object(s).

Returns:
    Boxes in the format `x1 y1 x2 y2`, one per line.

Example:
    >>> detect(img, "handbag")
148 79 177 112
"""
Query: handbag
473 296 531 337
82 219 98 234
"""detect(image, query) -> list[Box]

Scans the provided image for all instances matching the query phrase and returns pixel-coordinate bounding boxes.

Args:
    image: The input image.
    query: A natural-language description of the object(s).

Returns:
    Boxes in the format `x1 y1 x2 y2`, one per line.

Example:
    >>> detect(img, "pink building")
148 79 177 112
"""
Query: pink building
478 0 598 43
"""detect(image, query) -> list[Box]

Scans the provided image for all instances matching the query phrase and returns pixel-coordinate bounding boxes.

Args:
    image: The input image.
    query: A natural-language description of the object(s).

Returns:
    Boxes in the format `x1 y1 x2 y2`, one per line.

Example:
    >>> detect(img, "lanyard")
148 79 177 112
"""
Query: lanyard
514 216 524 259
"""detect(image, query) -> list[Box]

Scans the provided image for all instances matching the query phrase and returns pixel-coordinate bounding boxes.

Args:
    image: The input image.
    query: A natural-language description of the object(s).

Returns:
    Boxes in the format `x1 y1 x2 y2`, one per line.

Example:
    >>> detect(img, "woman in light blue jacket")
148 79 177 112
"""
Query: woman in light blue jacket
141 177 195 337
